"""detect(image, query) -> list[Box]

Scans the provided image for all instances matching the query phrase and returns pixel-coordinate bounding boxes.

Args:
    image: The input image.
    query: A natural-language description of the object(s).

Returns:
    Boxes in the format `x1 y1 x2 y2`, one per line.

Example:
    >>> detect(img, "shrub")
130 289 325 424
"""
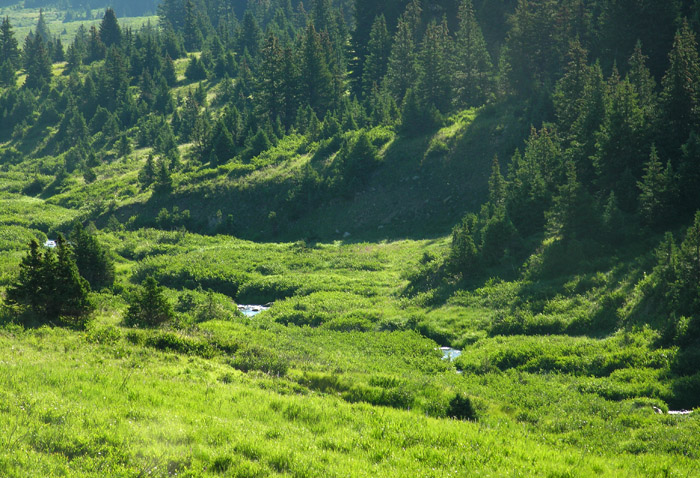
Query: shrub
124 276 174 328
230 345 288 376
448 393 476 420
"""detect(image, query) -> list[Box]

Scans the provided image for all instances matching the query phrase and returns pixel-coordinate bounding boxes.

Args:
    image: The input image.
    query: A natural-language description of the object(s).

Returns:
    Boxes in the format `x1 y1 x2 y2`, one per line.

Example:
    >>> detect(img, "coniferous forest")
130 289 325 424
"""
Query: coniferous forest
1 0 700 476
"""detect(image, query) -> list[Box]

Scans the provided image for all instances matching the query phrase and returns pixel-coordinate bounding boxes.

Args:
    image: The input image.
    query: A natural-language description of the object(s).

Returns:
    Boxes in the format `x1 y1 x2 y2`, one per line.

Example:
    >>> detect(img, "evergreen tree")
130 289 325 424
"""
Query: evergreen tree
153 157 173 195
211 118 235 164
117 133 132 158
52 37 65 62
553 38 590 136
35 9 50 43
184 0 203 52
0 59 14 86
593 75 648 207
299 24 335 116
361 15 391 98
99 8 122 48
1 16 20 70
237 11 261 58
258 33 284 124
638 146 677 229
124 276 174 327
487 155 507 215
185 54 207 81
449 213 480 276
23 35 52 90
660 20 700 157
6 235 91 324
385 2 420 103
416 19 452 113
453 0 493 108
139 154 157 189
86 25 106 63
70 222 115 289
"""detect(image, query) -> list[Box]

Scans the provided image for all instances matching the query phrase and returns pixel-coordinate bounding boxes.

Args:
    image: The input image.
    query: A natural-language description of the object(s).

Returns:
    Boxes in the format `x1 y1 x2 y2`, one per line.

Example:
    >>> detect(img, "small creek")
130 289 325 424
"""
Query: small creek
237 305 270 317
440 347 462 362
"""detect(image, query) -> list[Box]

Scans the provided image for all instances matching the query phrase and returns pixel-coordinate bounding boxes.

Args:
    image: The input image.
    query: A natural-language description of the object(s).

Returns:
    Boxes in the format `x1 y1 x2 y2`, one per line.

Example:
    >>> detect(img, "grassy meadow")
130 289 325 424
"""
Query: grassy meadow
0 54 699 476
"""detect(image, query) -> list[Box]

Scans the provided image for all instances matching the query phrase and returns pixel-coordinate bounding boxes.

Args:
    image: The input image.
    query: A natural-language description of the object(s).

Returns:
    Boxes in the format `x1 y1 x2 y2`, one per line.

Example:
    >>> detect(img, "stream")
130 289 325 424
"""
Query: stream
237 305 270 317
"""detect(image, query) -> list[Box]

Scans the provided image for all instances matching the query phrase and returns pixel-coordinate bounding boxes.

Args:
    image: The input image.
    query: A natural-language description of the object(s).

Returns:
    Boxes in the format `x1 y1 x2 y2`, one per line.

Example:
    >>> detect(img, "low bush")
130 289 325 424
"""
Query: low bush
230 345 288 376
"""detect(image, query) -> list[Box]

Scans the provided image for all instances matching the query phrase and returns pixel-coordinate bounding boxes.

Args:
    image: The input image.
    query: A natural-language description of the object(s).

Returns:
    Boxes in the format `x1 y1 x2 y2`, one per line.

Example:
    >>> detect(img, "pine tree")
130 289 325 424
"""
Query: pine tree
299 24 335 117
153 157 173 195
99 8 122 48
453 0 493 108
7 235 91 324
660 20 700 156
1 16 20 70
638 146 677 229
593 76 648 204
258 33 284 124
553 38 590 136
237 11 261 58
117 133 132 158
416 20 452 113
385 2 420 103
23 34 52 90
86 25 105 63
70 222 115 290
361 15 391 98
211 119 235 164
487 155 507 215
0 59 14 86
125 276 174 327
139 154 157 189
183 0 203 52
35 9 50 43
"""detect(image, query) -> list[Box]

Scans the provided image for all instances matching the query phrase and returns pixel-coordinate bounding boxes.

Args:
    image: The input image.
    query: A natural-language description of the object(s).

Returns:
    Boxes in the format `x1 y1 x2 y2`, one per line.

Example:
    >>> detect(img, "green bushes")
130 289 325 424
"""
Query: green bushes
448 393 477 420
124 276 174 328
230 345 288 376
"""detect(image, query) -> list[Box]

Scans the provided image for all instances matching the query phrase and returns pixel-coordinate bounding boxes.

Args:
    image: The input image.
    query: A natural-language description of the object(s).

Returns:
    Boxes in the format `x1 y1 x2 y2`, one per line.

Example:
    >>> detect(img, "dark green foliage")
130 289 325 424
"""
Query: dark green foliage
453 0 493 107
660 20 700 157
99 8 121 48
23 34 52 90
448 393 476 420
416 20 452 114
361 15 391 98
185 55 207 81
449 213 480 276
124 276 174 327
637 146 677 229
6 236 92 325
1 16 20 70
69 223 115 290
230 345 288 376
384 1 420 103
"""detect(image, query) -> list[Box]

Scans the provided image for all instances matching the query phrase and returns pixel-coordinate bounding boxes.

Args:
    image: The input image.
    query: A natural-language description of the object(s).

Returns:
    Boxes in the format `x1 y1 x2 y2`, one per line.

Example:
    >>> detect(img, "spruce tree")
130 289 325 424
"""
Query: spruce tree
70 222 115 290
553 38 590 136
1 16 20 70
416 19 452 113
300 24 334 117
35 9 50 43
125 276 174 328
660 20 700 156
184 0 203 52
361 15 391 99
385 3 420 104
453 0 493 108
23 35 52 90
638 146 677 229
258 33 284 124
7 235 91 324
99 8 122 48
